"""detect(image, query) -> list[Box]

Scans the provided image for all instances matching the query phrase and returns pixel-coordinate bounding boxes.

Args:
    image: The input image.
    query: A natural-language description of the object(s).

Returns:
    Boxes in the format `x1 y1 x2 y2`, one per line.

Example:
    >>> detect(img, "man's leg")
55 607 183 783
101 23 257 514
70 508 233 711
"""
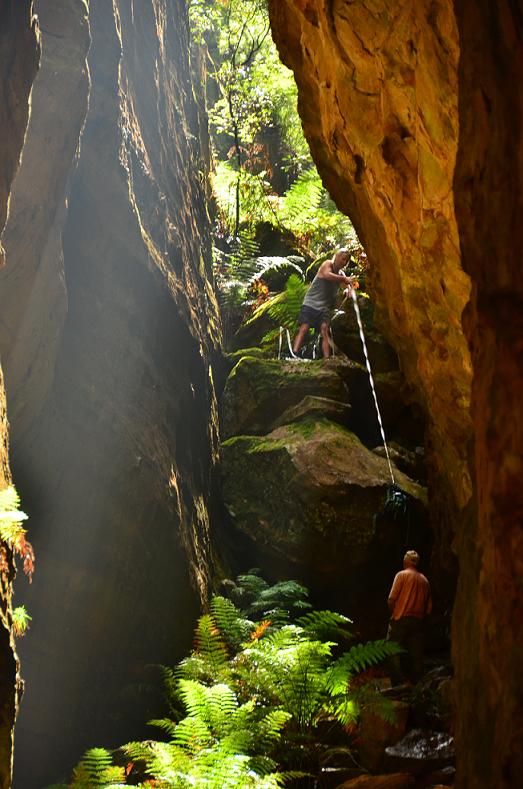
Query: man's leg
293 322 310 354
404 618 424 682
320 321 331 357
387 619 404 685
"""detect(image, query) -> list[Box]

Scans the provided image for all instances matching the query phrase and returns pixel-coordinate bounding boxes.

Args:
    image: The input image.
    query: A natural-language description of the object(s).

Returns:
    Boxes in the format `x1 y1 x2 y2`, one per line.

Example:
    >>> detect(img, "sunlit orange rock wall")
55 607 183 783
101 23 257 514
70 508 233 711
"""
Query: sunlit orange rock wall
268 0 472 570
269 1 523 787
0 1 221 785
0 3 39 787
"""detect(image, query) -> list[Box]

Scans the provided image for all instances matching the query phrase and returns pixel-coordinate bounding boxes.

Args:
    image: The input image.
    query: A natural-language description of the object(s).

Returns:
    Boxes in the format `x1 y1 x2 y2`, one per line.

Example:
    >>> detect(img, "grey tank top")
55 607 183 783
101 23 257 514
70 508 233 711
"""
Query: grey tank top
303 273 341 312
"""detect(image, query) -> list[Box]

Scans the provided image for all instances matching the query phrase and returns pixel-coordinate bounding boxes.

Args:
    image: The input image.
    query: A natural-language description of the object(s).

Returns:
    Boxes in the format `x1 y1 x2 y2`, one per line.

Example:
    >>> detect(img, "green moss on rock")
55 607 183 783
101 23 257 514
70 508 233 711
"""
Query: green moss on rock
221 418 427 577
221 357 350 438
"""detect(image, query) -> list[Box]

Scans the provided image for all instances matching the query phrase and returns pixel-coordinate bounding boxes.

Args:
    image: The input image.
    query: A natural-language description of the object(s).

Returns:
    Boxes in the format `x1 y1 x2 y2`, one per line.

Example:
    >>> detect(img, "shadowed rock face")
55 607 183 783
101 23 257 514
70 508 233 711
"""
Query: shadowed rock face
268 1 523 786
0 2 221 786
0 3 40 787
453 2 523 786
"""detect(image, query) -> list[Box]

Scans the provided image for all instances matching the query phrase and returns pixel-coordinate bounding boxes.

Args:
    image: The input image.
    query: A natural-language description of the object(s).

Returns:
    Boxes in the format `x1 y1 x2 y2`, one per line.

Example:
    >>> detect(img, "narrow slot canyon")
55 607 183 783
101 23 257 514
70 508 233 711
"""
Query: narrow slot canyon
0 1 521 787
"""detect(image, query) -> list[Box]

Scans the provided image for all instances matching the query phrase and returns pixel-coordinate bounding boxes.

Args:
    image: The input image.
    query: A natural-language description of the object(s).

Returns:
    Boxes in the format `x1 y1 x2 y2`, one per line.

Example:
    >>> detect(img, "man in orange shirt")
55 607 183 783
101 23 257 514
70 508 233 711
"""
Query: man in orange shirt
387 550 432 683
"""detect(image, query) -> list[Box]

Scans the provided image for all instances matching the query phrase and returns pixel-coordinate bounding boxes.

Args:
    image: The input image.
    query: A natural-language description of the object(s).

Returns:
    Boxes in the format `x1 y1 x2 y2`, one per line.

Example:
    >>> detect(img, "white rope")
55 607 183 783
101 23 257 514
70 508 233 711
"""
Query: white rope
350 289 395 484
285 328 299 358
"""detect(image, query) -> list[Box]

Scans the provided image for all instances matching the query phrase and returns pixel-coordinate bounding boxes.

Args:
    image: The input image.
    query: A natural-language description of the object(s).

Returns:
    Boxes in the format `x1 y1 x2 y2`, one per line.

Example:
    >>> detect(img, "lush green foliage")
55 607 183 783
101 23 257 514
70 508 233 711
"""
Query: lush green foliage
190 0 357 330
12 605 32 637
0 485 34 637
62 575 402 787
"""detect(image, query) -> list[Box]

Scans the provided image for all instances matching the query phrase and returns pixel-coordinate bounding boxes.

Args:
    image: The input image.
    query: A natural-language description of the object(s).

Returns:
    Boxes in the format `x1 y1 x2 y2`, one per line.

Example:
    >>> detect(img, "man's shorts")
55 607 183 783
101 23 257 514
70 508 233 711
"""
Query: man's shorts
297 304 330 331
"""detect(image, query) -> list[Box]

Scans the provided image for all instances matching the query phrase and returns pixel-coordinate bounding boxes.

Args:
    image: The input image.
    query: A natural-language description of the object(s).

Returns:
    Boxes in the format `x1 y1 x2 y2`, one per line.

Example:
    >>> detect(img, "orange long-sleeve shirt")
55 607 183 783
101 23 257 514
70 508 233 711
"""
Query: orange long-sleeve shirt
388 566 432 620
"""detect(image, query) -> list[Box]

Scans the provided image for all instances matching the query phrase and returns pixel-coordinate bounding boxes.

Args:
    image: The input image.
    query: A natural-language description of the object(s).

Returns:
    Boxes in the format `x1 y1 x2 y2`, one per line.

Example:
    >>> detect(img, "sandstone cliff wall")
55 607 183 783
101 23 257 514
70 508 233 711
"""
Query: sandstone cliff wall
452 1 523 785
0 2 221 786
268 1 523 786
0 3 40 787
268 0 472 574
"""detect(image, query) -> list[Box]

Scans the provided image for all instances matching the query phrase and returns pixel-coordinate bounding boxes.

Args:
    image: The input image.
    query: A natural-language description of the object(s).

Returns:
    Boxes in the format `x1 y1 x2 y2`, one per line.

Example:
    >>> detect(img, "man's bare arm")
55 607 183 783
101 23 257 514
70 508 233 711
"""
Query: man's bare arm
318 261 352 284
388 573 403 614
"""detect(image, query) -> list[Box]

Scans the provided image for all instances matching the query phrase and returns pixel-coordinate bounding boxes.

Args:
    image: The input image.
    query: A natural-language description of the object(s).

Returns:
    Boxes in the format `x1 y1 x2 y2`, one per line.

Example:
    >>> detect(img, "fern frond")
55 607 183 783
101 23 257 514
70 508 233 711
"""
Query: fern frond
328 682 398 727
325 640 403 696
236 569 268 593
0 485 26 515
148 717 178 738
172 715 212 752
210 595 253 649
246 274 307 332
194 614 229 674
178 680 239 736
70 747 126 788
296 610 353 642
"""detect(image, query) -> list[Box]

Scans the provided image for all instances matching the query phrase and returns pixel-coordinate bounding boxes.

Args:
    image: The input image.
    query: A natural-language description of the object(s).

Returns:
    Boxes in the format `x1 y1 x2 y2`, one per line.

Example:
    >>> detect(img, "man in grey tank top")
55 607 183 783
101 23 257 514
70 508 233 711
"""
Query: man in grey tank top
293 248 356 357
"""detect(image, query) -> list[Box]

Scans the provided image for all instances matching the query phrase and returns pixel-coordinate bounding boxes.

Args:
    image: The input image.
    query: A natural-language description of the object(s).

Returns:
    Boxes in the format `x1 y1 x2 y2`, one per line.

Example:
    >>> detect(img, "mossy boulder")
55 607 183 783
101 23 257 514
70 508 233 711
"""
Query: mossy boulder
221 357 350 438
221 418 429 616
272 395 352 429
231 305 275 351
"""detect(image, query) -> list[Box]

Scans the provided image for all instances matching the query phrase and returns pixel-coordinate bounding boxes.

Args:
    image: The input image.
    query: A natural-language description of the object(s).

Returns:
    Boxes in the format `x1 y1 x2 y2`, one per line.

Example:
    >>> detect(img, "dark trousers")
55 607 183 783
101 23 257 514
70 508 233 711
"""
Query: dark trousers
387 616 425 683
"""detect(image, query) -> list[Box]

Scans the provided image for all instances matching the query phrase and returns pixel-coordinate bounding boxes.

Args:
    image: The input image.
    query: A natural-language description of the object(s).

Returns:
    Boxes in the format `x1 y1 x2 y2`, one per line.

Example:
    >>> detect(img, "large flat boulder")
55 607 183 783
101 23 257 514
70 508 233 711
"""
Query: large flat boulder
221 357 349 438
221 418 429 618
272 395 352 429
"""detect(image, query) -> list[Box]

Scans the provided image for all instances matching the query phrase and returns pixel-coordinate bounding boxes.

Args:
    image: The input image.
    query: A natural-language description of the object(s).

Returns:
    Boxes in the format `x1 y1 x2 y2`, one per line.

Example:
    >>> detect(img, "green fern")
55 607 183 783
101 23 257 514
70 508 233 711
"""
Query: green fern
296 610 353 641
248 580 312 622
327 639 404 690
194 614 229 673
210 595 253 649
70 748 126 788
328 681 398 728
0 485 28 542
279 168 323 228
67 576 407 786
12 605 32 637
241 625 333 731
235 570 270 602
244 273 307 334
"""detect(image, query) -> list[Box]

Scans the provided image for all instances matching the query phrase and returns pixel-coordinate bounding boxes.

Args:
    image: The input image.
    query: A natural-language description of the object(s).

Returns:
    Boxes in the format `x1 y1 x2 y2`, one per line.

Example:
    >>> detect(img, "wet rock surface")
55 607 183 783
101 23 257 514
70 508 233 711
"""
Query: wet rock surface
385 729 455 776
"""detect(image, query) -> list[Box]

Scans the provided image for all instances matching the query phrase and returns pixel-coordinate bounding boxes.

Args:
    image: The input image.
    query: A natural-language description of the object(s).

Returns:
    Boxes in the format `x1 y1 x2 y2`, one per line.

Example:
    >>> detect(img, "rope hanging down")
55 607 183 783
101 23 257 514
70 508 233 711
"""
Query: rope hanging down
276 286 394 485
349 289 396 485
